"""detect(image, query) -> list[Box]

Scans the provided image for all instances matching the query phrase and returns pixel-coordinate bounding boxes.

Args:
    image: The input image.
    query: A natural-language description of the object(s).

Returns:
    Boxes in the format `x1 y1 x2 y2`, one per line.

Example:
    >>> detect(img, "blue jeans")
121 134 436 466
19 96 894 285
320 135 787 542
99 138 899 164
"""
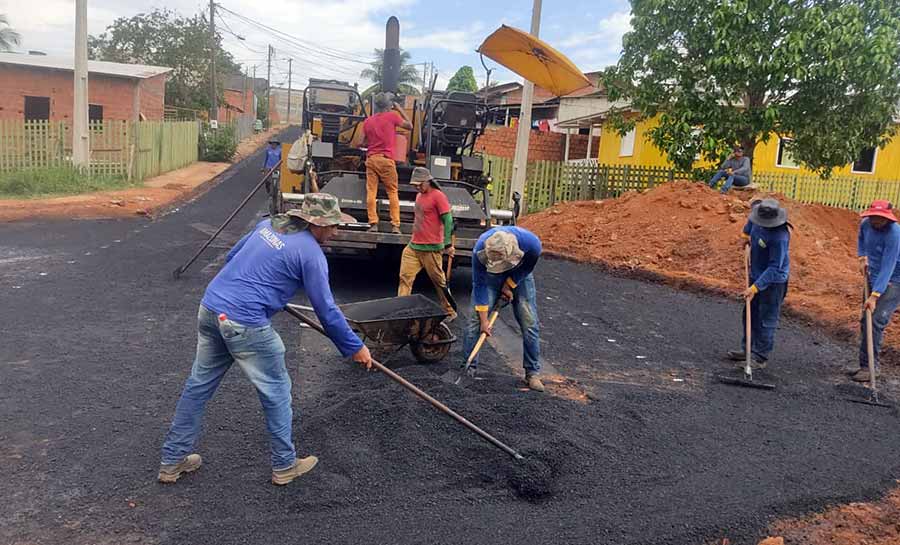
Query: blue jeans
859 282 900 370
161 305 296 470
742 282 787 361
462 273 540 374
709 171 749 193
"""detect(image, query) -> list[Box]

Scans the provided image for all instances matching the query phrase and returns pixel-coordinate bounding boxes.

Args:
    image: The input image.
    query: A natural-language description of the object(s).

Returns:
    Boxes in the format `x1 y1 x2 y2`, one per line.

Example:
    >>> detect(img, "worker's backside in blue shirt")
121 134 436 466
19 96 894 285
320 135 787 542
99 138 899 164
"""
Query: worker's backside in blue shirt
201 218 362 357
858 218 900 296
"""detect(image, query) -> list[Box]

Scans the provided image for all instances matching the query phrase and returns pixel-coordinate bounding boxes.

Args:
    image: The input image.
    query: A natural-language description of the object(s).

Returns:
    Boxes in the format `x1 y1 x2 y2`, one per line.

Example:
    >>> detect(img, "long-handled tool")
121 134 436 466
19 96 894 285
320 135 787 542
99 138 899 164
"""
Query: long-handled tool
441 298 507 386
718 245 776 390
442 233 458 313
844 268 893 408
172 162 280 279
283 304 524 460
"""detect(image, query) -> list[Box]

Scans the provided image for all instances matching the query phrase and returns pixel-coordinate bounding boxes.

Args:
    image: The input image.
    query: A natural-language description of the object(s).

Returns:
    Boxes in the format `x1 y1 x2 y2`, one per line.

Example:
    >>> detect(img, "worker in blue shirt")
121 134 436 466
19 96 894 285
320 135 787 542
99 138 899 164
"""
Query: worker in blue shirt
263 140 282 215
159 194 372 486
462 226 544 391
726 199 790 368
852 199 900 382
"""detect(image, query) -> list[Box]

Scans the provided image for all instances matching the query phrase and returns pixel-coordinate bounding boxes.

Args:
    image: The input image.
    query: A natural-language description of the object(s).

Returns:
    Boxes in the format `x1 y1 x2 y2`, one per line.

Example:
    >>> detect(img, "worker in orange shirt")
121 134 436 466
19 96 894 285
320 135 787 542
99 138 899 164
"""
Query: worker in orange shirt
362 93 412 234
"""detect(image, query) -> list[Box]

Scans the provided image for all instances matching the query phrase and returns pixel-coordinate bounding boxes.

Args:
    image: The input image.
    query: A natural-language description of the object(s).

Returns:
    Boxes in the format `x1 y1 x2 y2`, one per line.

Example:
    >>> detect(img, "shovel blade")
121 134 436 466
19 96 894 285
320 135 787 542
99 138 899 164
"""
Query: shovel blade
716 375 776 390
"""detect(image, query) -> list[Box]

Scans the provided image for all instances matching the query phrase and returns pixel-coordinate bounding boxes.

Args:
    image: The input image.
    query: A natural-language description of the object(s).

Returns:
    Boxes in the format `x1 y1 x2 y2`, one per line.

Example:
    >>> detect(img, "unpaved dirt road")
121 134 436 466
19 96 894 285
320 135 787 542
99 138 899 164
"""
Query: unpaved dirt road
2 134 899 545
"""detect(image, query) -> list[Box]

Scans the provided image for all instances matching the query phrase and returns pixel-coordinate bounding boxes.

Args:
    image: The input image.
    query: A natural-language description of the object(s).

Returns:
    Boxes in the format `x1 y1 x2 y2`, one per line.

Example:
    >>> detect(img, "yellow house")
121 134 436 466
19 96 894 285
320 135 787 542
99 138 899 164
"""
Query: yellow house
594 115 900 179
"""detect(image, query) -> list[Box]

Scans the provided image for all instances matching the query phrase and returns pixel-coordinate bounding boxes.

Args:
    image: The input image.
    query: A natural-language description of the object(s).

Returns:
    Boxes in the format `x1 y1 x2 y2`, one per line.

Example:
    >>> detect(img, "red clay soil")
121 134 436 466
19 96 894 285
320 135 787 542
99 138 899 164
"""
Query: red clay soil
756 485 900 544
520 181 897 357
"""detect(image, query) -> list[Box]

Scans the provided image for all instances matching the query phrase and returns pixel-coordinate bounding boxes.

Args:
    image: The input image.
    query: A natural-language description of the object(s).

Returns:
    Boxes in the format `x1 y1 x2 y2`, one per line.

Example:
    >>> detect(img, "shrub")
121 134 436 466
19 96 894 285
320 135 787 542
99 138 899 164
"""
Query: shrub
200 124 237 162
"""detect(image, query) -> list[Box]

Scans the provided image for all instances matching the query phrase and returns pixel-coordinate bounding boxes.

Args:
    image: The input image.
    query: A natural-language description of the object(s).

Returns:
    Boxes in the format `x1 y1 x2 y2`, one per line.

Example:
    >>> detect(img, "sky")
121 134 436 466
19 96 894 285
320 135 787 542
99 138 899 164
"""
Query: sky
0 0 633 90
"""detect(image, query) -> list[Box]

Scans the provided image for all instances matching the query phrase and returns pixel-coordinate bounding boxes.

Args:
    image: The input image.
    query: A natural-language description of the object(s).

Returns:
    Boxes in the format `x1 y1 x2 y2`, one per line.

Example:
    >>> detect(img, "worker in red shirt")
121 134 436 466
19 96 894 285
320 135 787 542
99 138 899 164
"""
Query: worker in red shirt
362 93 412 234
398 167 456 320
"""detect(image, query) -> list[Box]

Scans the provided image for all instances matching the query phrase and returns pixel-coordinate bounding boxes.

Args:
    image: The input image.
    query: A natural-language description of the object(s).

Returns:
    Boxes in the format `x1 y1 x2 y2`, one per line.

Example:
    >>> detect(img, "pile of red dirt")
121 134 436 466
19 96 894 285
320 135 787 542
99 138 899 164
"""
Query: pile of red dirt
521 181 894 354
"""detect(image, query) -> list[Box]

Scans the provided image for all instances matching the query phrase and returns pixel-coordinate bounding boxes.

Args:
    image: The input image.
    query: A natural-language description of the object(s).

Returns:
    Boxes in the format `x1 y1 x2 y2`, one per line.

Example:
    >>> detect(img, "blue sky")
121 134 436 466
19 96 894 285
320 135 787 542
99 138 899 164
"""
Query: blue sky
1 0 633 90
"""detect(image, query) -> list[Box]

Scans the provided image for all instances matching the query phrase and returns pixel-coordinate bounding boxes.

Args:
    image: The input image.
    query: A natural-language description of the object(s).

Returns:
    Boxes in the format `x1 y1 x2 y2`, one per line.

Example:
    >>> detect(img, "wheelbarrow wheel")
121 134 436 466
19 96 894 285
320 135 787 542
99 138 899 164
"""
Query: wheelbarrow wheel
410 322 453 364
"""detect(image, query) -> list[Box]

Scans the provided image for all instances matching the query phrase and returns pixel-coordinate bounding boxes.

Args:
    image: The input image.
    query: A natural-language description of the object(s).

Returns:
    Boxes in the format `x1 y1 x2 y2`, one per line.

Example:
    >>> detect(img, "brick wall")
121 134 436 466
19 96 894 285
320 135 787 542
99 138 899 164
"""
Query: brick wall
568 133 601 160
474 126 602 161
0 65 166 121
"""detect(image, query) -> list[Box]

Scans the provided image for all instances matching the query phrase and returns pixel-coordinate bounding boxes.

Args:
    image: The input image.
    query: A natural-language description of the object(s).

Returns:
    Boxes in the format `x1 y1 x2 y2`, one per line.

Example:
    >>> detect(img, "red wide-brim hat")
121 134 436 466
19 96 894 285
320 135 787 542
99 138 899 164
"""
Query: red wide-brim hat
861 200 899 222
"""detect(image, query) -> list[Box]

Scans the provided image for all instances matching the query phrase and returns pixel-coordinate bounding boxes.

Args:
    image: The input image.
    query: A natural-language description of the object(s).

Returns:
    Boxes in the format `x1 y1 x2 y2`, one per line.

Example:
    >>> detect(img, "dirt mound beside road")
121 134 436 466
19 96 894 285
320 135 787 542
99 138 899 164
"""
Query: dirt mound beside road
520 181 888 357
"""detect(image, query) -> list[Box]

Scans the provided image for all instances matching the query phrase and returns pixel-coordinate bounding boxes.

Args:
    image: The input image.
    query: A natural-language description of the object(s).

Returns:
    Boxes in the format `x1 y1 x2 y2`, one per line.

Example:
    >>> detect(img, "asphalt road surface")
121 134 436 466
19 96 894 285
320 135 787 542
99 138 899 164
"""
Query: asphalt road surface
2 136 899 545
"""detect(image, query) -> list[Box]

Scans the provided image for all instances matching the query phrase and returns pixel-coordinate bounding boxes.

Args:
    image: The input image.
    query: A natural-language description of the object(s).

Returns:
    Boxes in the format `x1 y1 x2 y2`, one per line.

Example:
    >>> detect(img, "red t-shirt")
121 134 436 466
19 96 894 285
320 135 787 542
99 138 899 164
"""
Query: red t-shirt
363 112 403 158
411 189 451 245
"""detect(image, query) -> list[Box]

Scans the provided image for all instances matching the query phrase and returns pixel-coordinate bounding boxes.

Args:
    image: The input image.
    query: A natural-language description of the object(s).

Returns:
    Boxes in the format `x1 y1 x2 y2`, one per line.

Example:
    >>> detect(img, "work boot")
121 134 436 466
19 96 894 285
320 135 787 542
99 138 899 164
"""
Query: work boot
726 350 746 361
525 373 545 392
851 368 879 383
735 358 767 370
158 454 202 483
391 225 402 235
444 310 457 323
368 223 378 232
271 456 318 486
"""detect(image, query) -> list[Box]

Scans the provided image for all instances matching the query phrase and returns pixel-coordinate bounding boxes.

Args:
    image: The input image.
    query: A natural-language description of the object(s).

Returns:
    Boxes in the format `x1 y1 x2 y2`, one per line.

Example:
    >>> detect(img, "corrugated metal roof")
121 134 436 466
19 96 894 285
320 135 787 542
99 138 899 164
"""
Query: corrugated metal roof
0 53 172 79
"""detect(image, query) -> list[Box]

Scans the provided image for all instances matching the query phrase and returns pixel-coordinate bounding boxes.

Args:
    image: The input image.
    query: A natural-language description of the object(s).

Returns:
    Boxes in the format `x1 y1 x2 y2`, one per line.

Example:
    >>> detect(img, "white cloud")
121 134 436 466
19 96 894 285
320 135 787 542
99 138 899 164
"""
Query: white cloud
404 22 486 54
559 11 631 49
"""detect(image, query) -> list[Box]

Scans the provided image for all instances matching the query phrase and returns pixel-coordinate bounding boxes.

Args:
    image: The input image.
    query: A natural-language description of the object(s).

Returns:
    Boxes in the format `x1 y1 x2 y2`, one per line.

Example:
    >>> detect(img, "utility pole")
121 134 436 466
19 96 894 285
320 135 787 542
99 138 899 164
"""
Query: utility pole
286 58 292 125
73 0 89 168
266 45 273 127
208 0 218 123
252 66 257 119
508 0 542 211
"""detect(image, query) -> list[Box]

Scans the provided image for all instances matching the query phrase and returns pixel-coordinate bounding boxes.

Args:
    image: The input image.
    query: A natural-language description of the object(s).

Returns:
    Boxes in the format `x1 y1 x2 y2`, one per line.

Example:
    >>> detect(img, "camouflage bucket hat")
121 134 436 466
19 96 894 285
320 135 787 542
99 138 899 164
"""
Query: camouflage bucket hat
477 230 525 274
286 193 355 227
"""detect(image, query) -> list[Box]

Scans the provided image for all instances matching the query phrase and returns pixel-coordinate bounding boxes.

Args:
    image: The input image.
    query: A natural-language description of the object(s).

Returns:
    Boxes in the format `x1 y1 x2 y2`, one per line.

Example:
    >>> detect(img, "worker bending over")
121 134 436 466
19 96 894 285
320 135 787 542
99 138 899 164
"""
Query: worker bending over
462 226 544 392
158 194 372 486
853 200 900 382
727 199 790 368
362 92 412 234
398 167 456 320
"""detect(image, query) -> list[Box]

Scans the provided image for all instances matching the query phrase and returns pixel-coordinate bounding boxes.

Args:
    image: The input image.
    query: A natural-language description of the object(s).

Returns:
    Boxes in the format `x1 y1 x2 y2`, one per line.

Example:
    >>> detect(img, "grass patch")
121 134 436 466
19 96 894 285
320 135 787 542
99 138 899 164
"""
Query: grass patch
0 165 135 199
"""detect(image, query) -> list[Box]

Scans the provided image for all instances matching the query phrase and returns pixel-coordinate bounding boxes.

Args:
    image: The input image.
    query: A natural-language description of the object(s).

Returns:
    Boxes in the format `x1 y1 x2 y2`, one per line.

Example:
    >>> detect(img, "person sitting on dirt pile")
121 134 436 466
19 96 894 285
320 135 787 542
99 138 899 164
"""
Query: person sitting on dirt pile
398 167 457 321
362 92 413 234
708 146 752 193
726 198 790 368
462 226 544 392
158 193 373 486
852 200 900 383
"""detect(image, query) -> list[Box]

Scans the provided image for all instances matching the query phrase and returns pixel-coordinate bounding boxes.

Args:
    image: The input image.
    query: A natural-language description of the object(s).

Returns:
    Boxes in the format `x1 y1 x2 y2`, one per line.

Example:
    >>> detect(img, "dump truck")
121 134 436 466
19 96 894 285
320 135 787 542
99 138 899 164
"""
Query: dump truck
276 16 517 261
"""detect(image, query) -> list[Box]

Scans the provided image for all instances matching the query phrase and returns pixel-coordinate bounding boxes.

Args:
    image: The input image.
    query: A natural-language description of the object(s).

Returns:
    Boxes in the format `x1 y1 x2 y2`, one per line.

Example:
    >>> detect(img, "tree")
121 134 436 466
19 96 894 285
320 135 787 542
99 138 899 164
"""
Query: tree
604 0 900 176
0 14 21 51
447 66 478 93
359 48 421 96
89 9 241 112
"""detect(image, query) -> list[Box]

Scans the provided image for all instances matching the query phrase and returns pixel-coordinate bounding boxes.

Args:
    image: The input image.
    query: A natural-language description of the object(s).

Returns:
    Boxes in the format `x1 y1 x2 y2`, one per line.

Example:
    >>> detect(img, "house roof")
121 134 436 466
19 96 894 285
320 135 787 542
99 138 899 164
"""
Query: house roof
0 53 172 79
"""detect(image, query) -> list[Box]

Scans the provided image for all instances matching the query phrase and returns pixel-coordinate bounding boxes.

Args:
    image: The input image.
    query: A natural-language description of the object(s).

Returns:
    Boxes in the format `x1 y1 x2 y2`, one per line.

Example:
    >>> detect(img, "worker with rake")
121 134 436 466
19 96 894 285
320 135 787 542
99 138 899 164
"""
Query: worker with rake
158 193 373 486
852 200 900 383
397 167 456 320
462 227 544 392
727 198 791 368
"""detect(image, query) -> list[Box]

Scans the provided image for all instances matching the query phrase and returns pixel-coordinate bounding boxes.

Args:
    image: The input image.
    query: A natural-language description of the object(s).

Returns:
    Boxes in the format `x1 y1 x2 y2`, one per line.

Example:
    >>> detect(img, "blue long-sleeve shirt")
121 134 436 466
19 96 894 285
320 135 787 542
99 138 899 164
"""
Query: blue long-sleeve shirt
201 220 364 357
857 218 900 296
264 146 281 170
742 221 790 291
472 226 542 311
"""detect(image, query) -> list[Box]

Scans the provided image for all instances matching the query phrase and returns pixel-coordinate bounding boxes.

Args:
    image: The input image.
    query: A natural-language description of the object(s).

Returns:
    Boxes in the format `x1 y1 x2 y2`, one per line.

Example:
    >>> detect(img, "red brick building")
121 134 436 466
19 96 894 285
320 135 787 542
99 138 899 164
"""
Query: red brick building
0 53 171 122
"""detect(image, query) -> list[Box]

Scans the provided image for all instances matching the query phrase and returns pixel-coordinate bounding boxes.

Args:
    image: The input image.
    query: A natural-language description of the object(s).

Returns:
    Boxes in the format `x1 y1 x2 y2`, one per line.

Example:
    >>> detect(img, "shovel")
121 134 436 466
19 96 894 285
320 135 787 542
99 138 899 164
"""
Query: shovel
843 267 892 408
441 297 507 386
441 234 458 313
718 244 776 390
283 304 524 460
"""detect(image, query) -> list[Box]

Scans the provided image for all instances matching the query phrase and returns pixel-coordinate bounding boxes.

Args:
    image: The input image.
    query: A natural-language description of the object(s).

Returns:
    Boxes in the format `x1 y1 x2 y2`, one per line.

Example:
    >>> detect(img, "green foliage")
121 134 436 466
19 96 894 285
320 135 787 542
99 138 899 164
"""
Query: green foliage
200 124 237 162
360 48 422 97
447 66 478 93
0 14 21 51
0 166 130 198
604 0 900 176
88 8 240 112
256 96 268 124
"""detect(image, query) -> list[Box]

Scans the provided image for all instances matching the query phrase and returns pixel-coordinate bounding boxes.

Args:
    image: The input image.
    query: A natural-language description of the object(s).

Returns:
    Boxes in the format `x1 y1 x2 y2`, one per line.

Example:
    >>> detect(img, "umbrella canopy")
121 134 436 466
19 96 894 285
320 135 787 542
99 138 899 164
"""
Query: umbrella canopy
477 25 592 97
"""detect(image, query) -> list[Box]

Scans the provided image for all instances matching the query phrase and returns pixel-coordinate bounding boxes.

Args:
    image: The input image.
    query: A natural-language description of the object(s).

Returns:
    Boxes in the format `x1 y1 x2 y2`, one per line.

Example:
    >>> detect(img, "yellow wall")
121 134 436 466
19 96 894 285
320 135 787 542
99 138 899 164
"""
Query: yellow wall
597 115 900 178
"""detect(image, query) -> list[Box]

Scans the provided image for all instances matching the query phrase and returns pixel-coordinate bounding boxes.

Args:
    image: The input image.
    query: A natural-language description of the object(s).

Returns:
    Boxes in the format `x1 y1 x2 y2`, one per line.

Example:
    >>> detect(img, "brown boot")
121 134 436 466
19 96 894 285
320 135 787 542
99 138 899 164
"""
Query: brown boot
158 454 202 483
272 456 319 486
525 374 545 392
851 368 879 383
391 225 402 235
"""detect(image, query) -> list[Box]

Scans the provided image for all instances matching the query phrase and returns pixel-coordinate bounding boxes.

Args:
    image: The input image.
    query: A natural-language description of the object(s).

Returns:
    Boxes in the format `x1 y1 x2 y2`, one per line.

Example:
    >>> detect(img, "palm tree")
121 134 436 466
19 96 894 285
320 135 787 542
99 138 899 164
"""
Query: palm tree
0 15 20 52
360 48 421 97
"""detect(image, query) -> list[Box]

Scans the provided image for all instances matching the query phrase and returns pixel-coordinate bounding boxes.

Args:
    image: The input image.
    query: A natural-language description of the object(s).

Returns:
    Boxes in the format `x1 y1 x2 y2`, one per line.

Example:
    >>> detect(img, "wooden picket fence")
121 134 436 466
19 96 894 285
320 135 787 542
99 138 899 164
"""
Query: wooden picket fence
483 153 900 213
0 119 199 182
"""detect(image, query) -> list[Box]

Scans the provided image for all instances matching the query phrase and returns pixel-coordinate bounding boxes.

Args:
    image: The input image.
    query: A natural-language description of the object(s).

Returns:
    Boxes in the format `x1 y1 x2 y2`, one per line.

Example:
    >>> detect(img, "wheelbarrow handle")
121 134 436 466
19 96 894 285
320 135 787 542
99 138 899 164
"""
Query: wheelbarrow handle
282 304 524 460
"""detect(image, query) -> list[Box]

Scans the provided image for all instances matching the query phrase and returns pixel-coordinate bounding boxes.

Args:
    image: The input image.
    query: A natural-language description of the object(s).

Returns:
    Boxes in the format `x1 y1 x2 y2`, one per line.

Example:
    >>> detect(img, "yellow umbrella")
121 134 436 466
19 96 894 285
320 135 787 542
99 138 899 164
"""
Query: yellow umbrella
477 25 592 97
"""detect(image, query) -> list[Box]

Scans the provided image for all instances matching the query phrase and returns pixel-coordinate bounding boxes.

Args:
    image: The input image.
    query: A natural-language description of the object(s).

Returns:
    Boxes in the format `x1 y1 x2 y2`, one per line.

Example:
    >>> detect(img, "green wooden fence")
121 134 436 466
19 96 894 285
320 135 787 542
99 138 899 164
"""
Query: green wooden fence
0 119 199 182
483 153 900 213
